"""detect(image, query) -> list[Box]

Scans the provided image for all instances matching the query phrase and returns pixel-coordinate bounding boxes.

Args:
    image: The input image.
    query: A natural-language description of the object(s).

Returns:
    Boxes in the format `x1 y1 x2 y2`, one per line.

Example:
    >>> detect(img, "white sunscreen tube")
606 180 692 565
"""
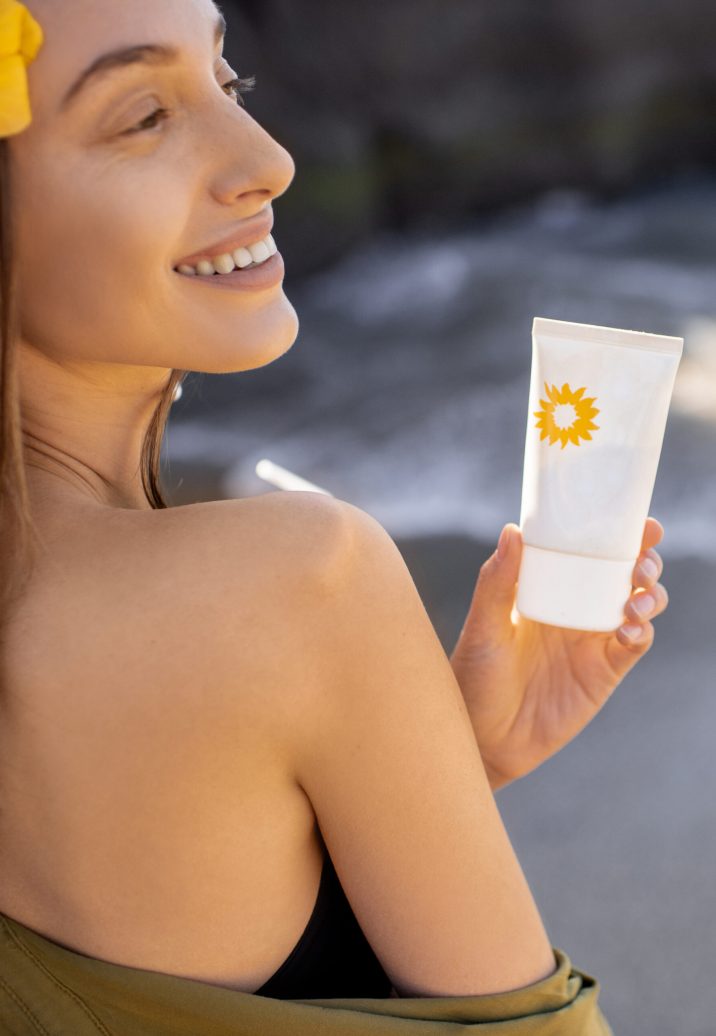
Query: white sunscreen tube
517 317 683 631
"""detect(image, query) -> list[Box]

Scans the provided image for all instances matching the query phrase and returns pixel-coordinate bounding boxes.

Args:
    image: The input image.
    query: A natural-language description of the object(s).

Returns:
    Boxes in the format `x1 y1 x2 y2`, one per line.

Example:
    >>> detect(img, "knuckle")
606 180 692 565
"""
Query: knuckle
628 590 655 619
648 547 664 573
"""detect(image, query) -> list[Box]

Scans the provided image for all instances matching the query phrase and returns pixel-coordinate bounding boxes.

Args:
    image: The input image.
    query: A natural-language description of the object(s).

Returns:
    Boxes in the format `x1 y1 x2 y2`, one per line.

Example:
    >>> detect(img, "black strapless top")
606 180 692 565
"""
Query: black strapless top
253 850 393 999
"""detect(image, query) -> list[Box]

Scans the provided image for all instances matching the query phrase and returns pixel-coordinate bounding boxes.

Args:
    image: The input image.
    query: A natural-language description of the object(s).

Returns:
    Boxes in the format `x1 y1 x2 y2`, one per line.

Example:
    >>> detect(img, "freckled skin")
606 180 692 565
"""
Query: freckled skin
11 0 297 510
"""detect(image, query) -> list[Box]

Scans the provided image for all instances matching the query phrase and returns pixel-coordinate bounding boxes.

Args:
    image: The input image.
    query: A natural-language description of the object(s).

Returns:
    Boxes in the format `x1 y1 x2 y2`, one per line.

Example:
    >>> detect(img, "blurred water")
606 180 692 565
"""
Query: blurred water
166 172 716 558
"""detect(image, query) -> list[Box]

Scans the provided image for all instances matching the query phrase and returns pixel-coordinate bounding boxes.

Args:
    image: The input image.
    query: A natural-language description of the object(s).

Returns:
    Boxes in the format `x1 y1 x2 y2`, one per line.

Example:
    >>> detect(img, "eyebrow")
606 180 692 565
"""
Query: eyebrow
60 10 227 112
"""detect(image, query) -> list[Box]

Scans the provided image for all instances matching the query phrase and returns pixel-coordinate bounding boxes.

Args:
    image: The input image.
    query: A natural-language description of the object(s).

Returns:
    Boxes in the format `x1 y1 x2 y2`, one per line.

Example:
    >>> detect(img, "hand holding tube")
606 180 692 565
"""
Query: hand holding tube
449 517 668 790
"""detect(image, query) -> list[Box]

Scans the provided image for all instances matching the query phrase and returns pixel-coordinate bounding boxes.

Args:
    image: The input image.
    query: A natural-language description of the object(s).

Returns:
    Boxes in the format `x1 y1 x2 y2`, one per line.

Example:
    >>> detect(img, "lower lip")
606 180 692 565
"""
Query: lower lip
175 251 284 291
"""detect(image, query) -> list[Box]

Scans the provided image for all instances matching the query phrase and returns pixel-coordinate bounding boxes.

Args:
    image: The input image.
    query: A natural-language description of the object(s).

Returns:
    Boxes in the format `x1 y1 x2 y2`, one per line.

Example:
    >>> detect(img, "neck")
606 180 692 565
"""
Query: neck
18 340 176 513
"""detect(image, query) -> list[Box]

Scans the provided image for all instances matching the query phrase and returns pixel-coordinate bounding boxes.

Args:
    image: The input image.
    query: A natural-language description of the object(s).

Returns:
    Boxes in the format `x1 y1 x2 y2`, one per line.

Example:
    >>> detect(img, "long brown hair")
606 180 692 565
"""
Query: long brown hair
0 138 187 610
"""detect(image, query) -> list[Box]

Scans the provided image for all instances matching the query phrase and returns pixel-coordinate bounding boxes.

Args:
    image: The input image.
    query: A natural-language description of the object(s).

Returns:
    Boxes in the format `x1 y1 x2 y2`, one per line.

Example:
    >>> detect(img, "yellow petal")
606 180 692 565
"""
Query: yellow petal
19 5 43 63
0 54 30 135
0 1 43 138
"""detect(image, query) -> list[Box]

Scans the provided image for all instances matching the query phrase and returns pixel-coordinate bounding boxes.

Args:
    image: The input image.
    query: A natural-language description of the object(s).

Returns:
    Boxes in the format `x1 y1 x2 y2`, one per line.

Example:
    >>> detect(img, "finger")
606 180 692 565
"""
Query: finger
640 516 664 552
461 524 522 643
624 583 669 625
615 618 655 651
632 547 664 589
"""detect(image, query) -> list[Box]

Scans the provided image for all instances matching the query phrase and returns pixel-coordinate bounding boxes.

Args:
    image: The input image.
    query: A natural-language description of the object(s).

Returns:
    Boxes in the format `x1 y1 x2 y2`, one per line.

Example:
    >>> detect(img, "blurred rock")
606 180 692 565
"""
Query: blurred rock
222 0 716 274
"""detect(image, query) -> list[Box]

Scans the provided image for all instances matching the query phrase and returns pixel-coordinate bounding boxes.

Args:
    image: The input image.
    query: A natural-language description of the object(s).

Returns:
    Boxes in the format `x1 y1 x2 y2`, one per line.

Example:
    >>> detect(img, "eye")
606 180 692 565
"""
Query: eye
125 108 171 135
123 74 257 135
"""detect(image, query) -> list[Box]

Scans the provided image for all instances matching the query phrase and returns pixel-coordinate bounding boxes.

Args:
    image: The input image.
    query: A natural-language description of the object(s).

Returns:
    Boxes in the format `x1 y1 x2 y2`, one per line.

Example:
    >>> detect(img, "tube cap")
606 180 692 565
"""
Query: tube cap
516 544 634 632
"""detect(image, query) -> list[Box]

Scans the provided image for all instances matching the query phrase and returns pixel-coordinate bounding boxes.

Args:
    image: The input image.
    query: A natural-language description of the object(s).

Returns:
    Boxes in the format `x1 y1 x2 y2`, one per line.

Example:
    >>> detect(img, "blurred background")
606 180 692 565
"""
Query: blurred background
163 3 716 1031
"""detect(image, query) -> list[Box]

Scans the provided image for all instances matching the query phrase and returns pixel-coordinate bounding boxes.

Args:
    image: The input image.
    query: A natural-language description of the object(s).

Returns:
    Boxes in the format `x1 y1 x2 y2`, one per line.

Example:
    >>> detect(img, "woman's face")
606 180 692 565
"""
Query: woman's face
11 0 298 376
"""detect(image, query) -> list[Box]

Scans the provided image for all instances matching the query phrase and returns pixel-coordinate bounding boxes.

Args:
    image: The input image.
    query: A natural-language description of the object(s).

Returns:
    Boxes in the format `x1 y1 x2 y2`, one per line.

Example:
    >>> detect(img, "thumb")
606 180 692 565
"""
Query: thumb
472 523 523 621
453 524 523 655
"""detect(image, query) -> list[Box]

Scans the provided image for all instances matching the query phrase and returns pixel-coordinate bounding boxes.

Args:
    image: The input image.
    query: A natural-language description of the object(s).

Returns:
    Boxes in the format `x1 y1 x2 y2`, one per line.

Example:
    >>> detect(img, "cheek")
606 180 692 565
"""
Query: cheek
15 155 182 363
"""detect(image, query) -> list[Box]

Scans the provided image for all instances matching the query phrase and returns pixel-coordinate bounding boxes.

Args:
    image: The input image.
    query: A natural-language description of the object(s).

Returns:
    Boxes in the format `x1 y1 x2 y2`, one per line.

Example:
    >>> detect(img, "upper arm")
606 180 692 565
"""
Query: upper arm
287 501 555 998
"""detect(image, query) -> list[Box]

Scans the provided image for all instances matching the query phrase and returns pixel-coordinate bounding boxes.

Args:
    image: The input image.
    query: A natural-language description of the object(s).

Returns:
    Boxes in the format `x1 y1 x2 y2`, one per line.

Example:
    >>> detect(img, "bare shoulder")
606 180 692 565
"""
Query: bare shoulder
156 489 355 626
113 488 355 708
176 488 354 585
125 491 401 757
175 492 430 723
6 490 352 752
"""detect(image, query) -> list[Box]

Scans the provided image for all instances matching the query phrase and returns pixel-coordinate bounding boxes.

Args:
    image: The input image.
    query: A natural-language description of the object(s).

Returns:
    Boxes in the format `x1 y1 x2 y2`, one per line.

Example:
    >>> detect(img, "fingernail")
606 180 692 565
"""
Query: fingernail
620 624 643 641
639 557 658 581
632 593 654 618
497 526 511 560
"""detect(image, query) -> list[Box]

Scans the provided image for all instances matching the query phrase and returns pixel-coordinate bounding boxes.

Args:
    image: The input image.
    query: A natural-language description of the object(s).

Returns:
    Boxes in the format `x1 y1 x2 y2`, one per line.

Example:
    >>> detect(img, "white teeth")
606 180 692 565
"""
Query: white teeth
177 233 277 277
213 252 236 275
232 246 253 269
248 240 271 263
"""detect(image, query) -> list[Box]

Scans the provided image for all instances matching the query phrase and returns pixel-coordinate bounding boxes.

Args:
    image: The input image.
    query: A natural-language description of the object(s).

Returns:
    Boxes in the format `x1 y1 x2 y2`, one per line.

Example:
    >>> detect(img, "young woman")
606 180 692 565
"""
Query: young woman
0 0 667 1027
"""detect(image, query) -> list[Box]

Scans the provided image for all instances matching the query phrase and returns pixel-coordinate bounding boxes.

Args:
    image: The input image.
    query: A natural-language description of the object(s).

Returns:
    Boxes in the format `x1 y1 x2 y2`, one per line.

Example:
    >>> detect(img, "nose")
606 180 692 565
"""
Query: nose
209 107 296 210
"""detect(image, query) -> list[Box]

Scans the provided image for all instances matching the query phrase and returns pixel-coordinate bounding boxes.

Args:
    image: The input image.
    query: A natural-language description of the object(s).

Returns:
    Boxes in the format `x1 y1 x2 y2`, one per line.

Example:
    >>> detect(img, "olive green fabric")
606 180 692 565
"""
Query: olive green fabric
0 913 612 1035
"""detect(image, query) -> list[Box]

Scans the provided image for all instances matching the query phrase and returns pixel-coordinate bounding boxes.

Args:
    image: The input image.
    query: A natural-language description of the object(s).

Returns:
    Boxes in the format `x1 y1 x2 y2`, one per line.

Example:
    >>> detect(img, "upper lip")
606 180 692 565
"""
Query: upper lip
174 211 274 268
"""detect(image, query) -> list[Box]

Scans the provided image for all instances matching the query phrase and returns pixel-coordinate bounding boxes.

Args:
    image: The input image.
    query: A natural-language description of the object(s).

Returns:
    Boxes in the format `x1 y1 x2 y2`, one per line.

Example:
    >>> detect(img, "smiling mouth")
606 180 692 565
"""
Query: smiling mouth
174 233 278 277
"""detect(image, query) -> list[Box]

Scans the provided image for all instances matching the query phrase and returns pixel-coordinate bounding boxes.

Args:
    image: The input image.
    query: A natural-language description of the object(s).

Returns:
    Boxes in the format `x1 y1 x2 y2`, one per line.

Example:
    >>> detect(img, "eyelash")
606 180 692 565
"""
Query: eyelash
125 75 256 135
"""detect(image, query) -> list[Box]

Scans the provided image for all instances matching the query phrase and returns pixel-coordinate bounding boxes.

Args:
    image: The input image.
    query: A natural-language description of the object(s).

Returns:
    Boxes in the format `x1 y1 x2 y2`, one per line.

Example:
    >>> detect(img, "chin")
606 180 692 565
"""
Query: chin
201 299 300 374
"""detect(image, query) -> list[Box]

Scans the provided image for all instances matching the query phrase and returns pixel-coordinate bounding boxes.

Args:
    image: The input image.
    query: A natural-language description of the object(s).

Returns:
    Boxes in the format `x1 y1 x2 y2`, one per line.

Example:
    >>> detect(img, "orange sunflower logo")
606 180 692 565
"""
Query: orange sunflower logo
534 382 600 449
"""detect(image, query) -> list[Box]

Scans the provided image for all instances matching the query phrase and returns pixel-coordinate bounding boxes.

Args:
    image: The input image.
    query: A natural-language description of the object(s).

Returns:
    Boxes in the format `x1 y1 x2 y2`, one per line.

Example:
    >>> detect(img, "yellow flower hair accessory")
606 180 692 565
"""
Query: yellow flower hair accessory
0 0 43 138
